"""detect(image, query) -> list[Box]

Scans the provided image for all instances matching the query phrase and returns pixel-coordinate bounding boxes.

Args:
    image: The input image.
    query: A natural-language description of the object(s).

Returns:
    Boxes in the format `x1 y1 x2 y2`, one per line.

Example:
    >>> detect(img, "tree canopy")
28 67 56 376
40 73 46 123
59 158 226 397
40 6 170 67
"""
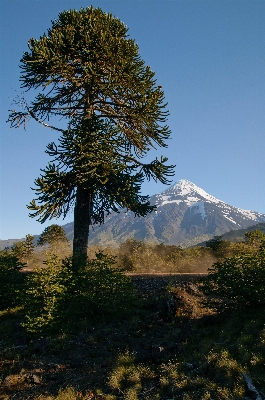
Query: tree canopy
245 230 265 250
11 234 35 264
37 224 69 248
8 7 174 265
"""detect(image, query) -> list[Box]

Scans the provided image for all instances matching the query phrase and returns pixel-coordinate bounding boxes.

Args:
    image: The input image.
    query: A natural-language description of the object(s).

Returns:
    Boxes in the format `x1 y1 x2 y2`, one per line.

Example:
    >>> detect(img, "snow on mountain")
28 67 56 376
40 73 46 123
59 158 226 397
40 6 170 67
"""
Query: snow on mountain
2 179 264 249
156 179 220 206
152 179 265 227
190 202 206 220
61 178 263 247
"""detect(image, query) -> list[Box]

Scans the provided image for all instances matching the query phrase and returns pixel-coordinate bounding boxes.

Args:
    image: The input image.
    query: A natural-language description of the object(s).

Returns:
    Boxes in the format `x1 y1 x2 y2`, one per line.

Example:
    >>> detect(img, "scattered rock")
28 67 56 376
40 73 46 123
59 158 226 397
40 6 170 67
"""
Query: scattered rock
151 345 166 364
25 373 42 384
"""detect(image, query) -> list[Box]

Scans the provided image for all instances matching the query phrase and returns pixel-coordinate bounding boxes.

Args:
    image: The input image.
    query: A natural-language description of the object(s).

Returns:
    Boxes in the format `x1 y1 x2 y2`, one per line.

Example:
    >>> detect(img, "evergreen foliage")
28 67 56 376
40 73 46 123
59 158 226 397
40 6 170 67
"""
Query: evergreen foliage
23 234 35 264
8 7 174 264
201 230 265 310
0 251 25 310
10 241 27 261
245 229 265 250
37 224 69 249
23 252 136 334
10 234 34 264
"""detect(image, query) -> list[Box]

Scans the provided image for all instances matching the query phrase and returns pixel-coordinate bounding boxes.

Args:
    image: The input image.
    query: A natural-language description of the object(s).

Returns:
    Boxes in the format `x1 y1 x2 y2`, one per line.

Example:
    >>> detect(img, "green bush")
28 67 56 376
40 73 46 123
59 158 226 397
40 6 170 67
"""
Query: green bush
201 248 265 310
68 253 136 320
22 253 71 333
0 251 25 310
23 252 136 334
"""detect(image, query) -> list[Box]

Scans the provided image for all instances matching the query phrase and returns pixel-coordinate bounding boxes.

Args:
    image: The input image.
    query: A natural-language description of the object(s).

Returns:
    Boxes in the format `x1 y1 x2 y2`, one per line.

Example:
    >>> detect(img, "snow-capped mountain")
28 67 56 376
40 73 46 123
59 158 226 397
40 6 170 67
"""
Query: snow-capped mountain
61 179 265 247
154 179 264 227
1 179 264 249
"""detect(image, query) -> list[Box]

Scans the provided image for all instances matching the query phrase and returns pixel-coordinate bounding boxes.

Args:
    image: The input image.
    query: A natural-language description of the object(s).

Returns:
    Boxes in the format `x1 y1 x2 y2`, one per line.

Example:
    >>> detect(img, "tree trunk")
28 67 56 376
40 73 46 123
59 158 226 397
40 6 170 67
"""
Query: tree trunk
73 186 93 269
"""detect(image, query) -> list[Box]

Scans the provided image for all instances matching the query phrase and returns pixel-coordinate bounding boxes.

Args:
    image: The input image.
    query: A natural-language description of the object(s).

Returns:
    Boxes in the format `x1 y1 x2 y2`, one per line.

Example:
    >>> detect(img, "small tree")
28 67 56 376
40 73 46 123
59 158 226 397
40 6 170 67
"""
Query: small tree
23 234 35 264
205 236 231 259
23 252 136 334
37 224 69 251
11 241 27 261
201 241 265 310
245 229 265 250
8 7 174 268
11 234 34 264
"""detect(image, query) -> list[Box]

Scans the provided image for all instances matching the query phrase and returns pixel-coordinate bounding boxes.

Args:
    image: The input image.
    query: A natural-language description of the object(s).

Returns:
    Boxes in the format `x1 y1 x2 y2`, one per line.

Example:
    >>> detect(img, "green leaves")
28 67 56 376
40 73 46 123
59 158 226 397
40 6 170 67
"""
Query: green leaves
9 6 175 261
9 234 35 264
28 114 173 223
37 224 68 248
22 253 136 334
245 230 265 250
201 246 265 310
10 6 172 148
0 252 25 310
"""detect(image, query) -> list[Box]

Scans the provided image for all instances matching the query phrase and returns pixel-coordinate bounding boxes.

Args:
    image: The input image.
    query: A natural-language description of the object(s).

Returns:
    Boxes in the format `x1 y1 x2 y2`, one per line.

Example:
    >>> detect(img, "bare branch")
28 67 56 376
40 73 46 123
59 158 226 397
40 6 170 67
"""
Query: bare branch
27 108 65 132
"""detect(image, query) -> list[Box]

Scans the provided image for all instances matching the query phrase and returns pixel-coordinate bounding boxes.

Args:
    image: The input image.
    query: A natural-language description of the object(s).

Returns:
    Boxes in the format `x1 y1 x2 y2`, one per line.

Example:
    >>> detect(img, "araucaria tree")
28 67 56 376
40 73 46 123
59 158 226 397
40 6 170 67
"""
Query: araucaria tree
8 7 174 268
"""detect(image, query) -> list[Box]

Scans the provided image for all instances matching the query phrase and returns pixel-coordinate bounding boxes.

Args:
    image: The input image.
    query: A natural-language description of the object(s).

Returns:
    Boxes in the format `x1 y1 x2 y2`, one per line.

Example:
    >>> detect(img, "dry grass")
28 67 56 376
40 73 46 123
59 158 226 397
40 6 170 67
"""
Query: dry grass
0 275 264 400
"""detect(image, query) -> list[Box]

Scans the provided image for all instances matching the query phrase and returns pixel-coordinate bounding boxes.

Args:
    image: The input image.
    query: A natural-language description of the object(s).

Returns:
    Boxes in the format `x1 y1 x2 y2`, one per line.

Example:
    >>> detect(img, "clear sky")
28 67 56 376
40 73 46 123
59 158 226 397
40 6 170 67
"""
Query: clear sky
1 0 265 239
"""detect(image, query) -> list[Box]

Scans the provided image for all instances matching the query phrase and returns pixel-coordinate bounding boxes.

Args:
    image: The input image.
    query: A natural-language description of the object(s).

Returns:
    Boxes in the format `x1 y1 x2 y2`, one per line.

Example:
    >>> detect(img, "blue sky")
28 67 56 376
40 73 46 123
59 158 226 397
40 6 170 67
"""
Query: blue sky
1 0 265 239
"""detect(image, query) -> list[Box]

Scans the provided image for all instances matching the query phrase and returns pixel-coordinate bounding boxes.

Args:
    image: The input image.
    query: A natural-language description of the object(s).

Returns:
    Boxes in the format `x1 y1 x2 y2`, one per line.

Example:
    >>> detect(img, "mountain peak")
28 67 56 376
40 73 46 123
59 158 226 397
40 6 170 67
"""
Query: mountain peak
154 179 220 207
169 179 204 196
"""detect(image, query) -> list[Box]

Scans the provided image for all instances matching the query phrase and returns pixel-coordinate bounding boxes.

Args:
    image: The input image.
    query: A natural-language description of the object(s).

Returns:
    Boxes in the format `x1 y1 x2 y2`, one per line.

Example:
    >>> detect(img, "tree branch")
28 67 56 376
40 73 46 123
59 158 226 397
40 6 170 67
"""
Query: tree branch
27 108 65 132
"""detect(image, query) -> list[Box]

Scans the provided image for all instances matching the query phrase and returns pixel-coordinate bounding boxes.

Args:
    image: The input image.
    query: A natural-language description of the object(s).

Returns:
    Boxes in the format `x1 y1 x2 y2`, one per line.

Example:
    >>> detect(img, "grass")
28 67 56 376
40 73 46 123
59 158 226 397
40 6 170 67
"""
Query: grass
0 275 265 399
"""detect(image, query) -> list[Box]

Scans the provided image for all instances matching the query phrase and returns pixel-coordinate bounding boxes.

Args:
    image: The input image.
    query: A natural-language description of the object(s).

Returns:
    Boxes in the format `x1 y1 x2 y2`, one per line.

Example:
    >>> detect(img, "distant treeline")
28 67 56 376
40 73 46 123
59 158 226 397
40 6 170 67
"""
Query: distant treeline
2 224 265 274
88 231 264 273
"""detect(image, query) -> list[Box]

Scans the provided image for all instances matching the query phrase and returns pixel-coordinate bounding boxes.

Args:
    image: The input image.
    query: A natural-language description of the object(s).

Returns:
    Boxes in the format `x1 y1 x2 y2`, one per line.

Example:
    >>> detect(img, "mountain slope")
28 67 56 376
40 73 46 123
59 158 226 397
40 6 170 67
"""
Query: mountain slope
219 222 265 243
62 179 265 247
2 180 264 249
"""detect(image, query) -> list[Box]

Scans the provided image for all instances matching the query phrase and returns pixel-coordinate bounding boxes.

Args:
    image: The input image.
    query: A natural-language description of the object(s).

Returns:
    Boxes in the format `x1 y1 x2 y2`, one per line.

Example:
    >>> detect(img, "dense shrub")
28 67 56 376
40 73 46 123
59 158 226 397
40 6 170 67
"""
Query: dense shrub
22 253 70 333
205 236 232 259
0 251 25 310
116 238 214 273
23 252 136 334
201 248 265 310
245 229 265 249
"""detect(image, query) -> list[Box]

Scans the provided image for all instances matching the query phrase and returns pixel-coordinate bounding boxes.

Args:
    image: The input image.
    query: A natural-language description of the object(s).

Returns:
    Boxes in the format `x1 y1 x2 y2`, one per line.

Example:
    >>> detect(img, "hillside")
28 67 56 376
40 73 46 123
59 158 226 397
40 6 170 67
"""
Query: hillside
1 180 265 249
61 179 265 247
220 222 265 242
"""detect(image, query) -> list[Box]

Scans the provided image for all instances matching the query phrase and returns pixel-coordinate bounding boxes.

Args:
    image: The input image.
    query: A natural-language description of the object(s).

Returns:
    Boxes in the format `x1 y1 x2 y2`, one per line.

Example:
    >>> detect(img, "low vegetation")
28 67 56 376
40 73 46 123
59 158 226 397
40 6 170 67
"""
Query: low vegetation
23 252 136 335
0 229 264 399
0 253 25 310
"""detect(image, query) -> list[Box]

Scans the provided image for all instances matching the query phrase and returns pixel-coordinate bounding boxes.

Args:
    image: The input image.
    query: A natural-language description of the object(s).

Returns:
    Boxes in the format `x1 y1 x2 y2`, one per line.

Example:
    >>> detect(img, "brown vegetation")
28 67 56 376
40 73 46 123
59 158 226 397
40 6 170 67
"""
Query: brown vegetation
1 232 265 399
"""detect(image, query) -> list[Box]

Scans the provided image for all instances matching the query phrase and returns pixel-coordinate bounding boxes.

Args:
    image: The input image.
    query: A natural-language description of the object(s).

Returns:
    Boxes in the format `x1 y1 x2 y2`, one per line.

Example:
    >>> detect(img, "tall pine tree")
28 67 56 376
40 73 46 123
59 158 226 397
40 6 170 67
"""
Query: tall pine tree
8 7 174 267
